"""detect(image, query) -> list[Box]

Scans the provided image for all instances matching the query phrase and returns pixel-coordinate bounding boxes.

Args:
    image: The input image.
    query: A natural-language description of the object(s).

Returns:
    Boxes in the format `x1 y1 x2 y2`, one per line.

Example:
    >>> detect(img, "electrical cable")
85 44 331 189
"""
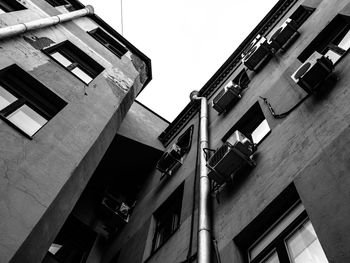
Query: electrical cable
259 94 310 119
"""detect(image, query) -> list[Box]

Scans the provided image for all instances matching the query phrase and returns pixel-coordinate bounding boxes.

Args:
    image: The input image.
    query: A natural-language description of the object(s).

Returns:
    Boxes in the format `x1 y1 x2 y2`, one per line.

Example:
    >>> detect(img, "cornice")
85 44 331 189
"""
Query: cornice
159 0 297 147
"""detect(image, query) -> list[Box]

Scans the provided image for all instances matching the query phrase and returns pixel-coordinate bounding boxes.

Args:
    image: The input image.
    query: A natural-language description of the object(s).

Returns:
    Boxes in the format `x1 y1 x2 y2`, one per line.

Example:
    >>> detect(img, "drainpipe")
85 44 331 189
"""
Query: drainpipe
0 5 94 40
190 90 211 263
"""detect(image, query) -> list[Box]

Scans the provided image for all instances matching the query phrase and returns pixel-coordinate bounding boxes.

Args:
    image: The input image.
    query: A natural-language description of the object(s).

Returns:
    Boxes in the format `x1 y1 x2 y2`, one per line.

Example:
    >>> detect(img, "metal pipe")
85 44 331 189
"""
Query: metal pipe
0 5 94 40
190 90 211 263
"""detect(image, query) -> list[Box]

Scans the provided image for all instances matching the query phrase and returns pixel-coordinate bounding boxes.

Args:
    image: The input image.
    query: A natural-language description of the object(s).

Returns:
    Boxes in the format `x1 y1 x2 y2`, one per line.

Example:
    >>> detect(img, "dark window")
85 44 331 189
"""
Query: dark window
235 185 328 263
88 28 128 58
289 5 315 28
298 14 350 64
44 0 70 7
222 102 270 145
43 41 104 84
0 64 66 137
0 0 26 13
176 125 194 155
152 183 184 252
233 69 250 89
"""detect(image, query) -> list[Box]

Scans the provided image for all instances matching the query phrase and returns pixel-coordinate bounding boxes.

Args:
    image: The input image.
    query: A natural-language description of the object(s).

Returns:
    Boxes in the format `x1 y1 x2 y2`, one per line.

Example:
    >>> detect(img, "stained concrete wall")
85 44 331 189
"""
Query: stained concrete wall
102 0 350 263
0 1 150 262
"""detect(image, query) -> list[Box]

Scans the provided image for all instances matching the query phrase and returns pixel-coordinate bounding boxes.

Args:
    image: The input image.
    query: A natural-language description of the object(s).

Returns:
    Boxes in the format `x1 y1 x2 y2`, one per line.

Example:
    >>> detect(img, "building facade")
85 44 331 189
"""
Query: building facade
102 0 350 263
0 0 160 262
2 0 350 263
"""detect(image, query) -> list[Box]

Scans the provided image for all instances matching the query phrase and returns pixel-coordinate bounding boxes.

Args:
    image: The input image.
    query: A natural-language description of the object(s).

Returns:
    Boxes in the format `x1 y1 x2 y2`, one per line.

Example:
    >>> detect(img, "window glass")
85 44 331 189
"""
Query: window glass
260 251 280 263
324 49 342 64
337 29 350 51
51 52 72 67
0 85 17 110
7 104 47 136
286 220 328 263
250 203 304 260
251 119 270 144
71 67 93 83
0 8 5 14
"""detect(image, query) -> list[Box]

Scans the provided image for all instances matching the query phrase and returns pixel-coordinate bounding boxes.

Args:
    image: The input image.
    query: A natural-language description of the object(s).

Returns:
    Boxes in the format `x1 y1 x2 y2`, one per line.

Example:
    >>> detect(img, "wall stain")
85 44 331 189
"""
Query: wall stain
23 36 55 50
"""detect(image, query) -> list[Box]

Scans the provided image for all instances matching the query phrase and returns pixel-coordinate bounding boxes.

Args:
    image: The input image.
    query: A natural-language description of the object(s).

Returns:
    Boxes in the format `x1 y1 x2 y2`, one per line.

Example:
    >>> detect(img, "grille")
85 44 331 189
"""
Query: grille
208 144 230 168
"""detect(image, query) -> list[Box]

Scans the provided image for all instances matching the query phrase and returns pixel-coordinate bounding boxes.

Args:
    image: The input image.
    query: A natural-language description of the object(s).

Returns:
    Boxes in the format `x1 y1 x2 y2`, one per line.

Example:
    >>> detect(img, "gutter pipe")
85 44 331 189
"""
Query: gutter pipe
190 90 211 263
0 5 94 40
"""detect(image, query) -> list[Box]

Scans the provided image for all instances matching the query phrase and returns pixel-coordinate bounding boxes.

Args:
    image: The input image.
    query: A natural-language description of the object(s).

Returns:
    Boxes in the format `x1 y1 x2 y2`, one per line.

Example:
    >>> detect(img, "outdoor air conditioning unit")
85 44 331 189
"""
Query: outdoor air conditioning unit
291 51 334 94
268 18 299 53
101 197 130 223
212 81 242 114
156 143 183 175
242 35 271 71
206 130 256 185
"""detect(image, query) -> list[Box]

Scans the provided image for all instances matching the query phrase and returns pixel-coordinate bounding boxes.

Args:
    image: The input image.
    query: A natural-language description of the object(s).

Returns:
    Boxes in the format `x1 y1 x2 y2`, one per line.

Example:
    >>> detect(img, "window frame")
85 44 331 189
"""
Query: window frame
151 183 184 253
289 5 315 29
222 102 271 146
88 27 128 59
0 64 67 138
0 0 26 13
298 14 350 65
43 41 104 85
44 0 70 7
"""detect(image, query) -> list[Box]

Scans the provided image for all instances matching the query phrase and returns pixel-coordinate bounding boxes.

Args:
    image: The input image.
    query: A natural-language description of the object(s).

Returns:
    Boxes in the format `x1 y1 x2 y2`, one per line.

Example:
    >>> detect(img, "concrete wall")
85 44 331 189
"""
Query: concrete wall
0 1 149 262
103 0 350 263
117 101 169 151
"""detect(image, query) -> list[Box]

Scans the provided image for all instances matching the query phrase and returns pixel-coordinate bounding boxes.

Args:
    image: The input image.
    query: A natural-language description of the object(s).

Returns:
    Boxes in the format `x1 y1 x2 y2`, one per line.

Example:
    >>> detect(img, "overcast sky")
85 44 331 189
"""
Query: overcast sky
81 0 279 121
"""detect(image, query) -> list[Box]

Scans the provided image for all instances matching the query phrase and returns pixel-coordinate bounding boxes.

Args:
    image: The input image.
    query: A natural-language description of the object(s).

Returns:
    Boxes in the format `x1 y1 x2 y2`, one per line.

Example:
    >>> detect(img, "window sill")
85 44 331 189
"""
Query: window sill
143 225 181 263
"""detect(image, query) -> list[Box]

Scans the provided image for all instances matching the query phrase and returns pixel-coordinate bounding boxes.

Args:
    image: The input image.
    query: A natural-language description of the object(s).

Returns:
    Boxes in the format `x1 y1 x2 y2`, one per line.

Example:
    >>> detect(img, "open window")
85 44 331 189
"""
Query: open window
43 41 104 84
235 185 328 263
222 102 271 145
0 64 66 138
152 183 184 253
88 27 128 58
298 14 350 65
0 0 25 13
157 126 194 177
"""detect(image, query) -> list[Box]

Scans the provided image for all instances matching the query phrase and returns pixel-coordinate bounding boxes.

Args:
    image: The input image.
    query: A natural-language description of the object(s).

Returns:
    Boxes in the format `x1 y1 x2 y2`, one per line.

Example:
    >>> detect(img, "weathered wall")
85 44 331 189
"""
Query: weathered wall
117 101 169 151
0 1 149 262
103 0 350 263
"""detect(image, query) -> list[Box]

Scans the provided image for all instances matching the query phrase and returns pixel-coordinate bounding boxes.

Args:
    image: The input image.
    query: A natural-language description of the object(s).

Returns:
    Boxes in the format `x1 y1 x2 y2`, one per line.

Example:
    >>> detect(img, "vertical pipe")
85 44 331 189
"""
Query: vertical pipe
190 91 211 263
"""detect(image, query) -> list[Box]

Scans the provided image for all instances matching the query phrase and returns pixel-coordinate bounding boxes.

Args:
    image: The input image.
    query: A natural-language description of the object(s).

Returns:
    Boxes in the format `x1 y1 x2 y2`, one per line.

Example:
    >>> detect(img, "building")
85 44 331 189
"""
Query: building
0 0 163 262
1 0 350 263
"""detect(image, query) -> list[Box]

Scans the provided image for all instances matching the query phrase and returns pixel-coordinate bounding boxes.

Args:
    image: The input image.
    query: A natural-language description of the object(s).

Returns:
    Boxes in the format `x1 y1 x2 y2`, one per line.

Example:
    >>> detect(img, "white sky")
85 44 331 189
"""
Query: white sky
81 0 279 121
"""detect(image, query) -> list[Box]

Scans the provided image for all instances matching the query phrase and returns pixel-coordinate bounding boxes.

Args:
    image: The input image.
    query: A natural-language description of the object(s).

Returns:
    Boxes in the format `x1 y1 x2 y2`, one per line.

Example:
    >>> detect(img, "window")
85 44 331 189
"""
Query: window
233 69 250 89
157 126 194 177
0 0 26 13
222 102 270 145
298 15 350 64
44 41 104 84
152 183 184 252
88 28 128 58
0 65 66 137
248 202 328 263
289 5 315 28
235 185 328 263
44 0 70 6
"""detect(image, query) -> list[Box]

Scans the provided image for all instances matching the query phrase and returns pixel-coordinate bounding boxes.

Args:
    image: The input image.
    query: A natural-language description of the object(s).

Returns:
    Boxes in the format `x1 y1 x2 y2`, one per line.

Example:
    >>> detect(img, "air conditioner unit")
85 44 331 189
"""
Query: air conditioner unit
212 81 241 114
206 130 256 185
101 197 130 223
291 51 334 94
242 36 271 71
156 143 183 175
268 18 299 53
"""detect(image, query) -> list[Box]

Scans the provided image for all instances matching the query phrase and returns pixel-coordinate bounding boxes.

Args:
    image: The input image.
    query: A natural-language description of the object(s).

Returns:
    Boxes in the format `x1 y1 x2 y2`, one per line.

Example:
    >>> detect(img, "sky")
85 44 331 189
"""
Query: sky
80 0 280 121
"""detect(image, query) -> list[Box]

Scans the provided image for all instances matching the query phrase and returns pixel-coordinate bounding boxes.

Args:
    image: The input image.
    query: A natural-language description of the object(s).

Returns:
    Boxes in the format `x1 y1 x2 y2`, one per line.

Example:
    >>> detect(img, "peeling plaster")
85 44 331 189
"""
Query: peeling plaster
104 68 133 93
23 35 55 50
